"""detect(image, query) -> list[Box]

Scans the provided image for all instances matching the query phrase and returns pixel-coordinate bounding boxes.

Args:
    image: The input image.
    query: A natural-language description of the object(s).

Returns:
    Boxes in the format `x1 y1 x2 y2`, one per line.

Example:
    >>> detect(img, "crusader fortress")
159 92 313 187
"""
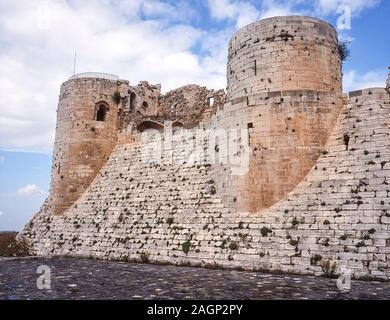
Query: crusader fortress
20 16 390 280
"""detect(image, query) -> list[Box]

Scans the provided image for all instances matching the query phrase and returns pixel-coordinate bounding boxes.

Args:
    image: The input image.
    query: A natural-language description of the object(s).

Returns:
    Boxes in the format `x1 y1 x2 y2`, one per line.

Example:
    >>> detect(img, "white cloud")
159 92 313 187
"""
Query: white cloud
0 0 227 153
338 33 355 42
258 0 303 19
0 211 3 216
314 0 381 16
206 0 381 24
141 0 196 22
17 184 45 196
207 0 260 28
343 70 387 93
206 0 307 24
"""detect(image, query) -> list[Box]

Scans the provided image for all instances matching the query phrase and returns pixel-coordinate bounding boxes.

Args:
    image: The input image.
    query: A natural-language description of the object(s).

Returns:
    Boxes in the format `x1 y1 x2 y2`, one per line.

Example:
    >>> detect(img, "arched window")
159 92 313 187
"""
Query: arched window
141 101 149 109
96 103 108 121
172 121 184 133
129 92 136 112
136 120 164 133
172 121 184 128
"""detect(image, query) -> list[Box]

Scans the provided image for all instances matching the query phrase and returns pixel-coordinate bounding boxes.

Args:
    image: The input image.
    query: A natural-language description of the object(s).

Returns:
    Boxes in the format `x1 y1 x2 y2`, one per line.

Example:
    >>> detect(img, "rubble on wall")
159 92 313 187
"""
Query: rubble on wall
118 84 226 133
159 85 226 127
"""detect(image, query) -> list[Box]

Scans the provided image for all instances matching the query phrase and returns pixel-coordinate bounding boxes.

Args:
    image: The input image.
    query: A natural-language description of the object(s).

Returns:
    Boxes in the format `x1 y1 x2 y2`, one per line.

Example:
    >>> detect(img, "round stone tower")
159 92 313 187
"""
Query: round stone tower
214 16 344 212
227 16 342 99
49 73 129 215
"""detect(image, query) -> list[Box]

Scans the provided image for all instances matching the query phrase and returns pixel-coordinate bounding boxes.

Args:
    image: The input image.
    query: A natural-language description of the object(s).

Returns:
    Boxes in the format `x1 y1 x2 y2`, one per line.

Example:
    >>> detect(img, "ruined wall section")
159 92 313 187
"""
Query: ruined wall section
118 85 226 144
159 85 225 127
130 81 161 117
227 16 341 100
49 76 129 215
118 81 161 132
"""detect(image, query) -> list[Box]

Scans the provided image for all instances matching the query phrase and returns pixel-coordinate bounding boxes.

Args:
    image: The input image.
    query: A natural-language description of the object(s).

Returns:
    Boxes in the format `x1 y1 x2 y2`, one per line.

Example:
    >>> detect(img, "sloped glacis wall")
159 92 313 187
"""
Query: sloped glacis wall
20 88 390 280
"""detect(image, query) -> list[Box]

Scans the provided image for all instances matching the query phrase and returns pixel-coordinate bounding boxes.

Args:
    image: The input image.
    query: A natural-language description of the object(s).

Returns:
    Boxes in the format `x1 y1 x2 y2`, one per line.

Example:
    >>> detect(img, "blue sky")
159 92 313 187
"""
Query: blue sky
0 0 389 231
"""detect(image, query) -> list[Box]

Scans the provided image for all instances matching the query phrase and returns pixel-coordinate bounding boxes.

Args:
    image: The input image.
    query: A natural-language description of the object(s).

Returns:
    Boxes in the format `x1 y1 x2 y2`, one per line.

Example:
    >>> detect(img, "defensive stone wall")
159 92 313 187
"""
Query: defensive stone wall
19 16 390 280
21 88 390 279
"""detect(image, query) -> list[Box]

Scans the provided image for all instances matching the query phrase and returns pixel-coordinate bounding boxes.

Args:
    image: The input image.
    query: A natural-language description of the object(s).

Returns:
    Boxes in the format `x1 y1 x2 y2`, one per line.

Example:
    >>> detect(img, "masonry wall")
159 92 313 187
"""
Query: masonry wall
219 15 344 211
210 90 343 212
20 88 390 280
18 16 390 280
117 85 226 145
127 81 161 117
158 85 225 127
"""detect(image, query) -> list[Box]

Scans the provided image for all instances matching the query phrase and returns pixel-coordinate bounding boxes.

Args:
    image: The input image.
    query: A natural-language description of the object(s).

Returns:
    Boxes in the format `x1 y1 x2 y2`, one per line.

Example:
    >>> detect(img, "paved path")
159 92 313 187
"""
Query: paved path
0 257 389 300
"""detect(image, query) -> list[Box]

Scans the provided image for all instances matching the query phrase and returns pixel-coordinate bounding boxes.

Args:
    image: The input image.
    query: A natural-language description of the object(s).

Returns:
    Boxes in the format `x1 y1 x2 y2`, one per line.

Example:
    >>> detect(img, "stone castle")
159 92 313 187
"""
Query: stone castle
20 16 390 280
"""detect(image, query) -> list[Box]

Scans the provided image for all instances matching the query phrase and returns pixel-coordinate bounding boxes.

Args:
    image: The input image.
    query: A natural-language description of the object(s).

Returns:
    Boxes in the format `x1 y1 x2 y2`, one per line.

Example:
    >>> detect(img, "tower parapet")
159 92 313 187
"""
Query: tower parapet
227 16 342 100
69 72 119 81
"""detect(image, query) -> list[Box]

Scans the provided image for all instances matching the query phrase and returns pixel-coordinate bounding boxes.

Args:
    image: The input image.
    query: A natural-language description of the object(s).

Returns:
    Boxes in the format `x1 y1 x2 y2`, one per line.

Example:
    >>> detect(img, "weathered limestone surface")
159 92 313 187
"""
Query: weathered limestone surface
227 16 341 100
159 85 225 127
18 16 390 280
21 88 390 279
222 16 344 210
49 78 128 215
50 78 224 215
211 90 343 212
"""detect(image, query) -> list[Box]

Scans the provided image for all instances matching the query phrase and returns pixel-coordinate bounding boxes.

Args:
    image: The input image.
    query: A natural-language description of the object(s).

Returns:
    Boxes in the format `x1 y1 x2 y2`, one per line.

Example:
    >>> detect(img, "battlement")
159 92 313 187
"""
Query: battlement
69 72 119 81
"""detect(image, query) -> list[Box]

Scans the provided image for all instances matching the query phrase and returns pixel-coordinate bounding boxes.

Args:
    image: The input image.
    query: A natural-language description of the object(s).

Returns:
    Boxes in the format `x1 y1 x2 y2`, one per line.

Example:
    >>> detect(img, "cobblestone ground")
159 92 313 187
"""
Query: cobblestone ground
0 257 389 300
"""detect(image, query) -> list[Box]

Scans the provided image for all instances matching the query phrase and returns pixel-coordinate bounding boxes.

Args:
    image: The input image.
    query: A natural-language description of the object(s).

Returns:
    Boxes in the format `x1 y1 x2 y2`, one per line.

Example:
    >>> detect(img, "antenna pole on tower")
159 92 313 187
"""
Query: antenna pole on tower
73 51 77 75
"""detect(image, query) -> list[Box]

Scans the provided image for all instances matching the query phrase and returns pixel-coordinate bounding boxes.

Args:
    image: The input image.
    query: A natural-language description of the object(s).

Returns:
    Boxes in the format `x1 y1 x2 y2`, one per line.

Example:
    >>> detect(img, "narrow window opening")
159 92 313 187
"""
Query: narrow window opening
129 92 136 112
343 134 350 150
96 104 107 121
208 97 215 107
141 101 149 109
